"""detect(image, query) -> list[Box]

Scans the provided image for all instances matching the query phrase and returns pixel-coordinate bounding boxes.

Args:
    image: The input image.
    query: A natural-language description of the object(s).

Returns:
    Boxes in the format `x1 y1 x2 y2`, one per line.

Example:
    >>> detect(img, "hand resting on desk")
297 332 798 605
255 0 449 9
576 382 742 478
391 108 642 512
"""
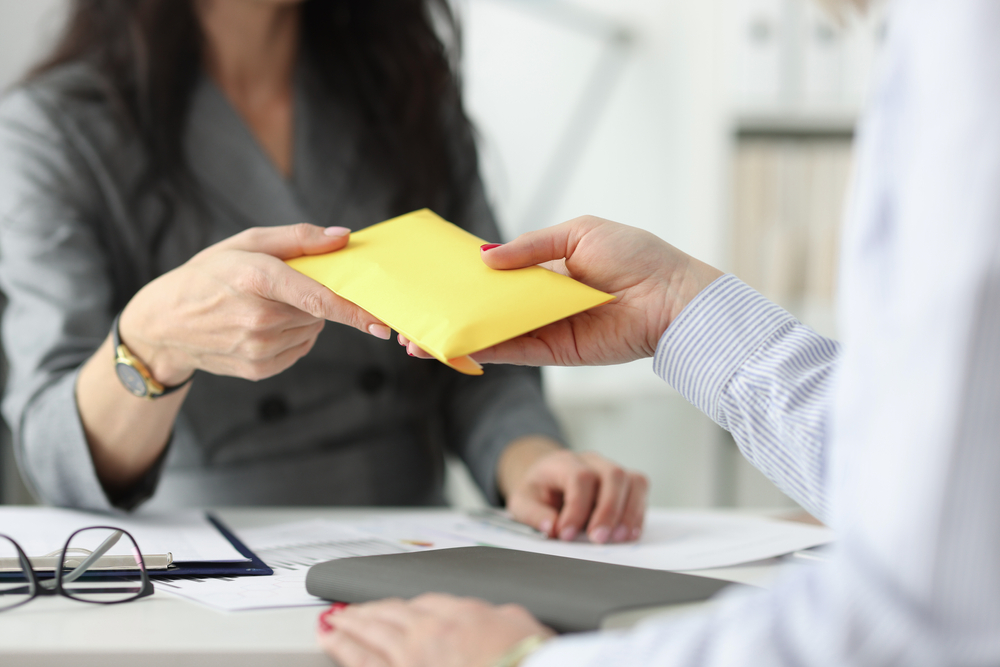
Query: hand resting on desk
318 593 555 667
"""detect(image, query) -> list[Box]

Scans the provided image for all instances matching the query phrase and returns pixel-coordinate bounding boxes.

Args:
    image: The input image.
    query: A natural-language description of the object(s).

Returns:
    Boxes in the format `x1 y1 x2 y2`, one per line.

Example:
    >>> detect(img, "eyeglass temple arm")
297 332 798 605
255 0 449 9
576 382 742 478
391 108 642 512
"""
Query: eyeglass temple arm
41 530 125 589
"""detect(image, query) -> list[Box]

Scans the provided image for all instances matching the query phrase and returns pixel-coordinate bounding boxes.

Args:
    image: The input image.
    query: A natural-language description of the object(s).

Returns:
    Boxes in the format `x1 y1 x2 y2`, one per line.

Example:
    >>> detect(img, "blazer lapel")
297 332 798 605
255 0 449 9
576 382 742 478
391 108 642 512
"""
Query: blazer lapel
184 73 309 231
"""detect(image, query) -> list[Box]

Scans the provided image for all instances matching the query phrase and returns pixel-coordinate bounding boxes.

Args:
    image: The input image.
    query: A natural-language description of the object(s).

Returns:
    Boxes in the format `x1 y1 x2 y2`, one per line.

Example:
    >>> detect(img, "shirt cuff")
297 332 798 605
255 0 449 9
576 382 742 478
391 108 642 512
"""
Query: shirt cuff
653 275 797 427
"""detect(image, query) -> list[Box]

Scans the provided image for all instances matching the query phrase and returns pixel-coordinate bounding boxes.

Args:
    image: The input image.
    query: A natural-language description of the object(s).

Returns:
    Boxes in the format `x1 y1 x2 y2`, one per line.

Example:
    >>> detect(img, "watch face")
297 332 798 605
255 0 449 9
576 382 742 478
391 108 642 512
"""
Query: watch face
116 363 148 397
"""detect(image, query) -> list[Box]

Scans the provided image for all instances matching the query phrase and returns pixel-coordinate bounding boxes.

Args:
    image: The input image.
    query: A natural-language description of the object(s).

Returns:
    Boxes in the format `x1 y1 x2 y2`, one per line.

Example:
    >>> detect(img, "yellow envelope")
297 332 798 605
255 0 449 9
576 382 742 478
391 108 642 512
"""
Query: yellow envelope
286 209 613 375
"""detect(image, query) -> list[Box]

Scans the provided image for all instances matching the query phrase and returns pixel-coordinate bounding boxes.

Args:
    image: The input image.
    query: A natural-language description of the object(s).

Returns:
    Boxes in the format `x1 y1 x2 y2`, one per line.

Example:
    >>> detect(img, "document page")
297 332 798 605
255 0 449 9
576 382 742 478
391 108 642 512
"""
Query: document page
405 509 834 572
158 519 472 611
0 507 245 562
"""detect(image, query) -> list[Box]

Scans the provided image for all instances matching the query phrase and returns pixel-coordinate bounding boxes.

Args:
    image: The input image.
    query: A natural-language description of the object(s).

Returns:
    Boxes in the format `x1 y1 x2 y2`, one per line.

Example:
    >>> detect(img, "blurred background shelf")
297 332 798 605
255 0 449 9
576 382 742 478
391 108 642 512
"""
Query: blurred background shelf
732 110 857 138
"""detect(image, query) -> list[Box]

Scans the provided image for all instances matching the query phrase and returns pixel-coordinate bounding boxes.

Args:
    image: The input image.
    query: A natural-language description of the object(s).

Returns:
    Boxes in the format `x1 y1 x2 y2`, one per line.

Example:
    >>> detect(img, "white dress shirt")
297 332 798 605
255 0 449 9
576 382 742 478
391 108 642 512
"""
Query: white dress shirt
527 0 1000 664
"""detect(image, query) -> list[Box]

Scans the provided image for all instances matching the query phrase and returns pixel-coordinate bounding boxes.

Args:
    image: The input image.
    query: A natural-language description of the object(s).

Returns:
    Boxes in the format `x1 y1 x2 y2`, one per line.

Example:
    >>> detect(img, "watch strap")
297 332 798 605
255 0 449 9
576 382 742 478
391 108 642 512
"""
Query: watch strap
112 313 191 398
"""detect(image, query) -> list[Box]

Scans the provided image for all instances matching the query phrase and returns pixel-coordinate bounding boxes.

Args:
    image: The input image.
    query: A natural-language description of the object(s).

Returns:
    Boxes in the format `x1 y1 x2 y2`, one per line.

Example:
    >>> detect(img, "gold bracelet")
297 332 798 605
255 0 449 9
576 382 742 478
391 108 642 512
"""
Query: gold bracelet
492 634 549 667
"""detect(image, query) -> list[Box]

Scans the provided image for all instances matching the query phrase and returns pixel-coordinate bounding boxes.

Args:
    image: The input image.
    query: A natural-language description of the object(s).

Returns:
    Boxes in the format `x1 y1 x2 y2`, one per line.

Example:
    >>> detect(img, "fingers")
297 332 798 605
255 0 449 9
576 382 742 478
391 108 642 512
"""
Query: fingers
507 491 561 538
197 333 319 382
397 334 435 359
551 460 600 542
479 217 602 271
331 602 417 667
470 331 560 367
508 450 649 544
317 602 394 667
576 453 649 543
221 223 351 259
555 461 648 544
211 224 390 339
241 253 389 338
319 625 392 667
318 594 554 667
578 454 629 545
619 471 649 542
408 592 488 616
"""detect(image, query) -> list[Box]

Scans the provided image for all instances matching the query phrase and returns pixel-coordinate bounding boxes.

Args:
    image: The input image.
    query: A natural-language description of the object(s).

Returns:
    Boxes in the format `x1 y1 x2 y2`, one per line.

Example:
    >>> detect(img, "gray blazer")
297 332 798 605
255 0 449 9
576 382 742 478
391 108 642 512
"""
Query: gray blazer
0 63 564 512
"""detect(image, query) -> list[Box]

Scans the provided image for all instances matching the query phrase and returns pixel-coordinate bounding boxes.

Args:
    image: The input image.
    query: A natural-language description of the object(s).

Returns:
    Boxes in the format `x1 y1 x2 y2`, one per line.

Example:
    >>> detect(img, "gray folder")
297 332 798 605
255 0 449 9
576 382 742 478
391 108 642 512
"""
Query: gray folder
305 546 734 633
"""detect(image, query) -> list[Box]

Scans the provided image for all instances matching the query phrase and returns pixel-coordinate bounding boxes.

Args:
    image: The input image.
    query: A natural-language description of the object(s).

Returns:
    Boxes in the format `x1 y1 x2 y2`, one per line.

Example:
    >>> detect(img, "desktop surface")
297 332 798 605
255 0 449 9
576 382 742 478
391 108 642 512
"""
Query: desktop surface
0 507 790 667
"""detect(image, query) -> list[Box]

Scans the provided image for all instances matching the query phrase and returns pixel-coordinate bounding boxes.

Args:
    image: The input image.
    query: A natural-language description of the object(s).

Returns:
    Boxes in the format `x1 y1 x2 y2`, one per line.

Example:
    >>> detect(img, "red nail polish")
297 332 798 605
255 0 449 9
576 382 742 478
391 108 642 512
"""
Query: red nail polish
319 602 349 632
481 243 502 252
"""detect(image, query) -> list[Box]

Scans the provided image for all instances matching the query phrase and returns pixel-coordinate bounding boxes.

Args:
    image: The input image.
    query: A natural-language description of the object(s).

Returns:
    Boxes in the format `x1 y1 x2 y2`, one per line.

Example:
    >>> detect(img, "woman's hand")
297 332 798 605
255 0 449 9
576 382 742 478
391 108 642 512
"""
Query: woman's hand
317 594 554 667
498 438 648 543
119 223 389 386
473 216 723 367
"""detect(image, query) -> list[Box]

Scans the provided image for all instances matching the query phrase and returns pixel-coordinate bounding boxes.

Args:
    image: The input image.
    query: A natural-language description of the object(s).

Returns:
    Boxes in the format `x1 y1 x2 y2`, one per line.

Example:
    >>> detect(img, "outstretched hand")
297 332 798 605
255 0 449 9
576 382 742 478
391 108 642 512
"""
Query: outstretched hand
475 216 722 367
121 224 389 386
398 216 722 367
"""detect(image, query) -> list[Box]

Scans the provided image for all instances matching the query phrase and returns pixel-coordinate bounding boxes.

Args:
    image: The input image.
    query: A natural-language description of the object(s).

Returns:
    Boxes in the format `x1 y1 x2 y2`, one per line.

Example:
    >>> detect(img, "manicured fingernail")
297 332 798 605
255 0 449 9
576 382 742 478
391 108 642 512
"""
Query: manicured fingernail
480 243 502 252
559 526 578 542
319 603 348 633
539 520 553 536
368 323 391 340
612 525 629 543
631 527 643 541
590 526 611 544
324 226 351 237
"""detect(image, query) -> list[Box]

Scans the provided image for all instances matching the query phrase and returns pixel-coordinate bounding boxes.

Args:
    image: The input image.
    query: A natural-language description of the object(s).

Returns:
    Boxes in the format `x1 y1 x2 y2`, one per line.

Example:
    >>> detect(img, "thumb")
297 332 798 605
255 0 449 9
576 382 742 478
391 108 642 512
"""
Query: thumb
222 223 352 260
480 216 602 271
507 492 560 538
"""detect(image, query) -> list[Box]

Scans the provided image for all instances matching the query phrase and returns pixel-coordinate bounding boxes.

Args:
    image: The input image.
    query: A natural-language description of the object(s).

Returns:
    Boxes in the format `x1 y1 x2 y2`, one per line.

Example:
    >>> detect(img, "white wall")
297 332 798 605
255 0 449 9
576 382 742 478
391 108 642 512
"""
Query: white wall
0 0 66 91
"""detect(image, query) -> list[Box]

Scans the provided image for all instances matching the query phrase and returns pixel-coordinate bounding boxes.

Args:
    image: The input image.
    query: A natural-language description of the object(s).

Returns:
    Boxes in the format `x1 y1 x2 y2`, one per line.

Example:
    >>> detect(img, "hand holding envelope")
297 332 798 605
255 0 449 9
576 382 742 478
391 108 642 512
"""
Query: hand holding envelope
286 210 613 375
399 215 727 369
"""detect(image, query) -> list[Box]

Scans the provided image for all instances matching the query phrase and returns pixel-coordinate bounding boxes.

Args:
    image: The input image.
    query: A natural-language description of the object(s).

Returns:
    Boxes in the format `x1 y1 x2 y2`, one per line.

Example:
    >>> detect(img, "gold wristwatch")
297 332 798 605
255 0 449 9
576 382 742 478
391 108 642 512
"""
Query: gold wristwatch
112 314 191 399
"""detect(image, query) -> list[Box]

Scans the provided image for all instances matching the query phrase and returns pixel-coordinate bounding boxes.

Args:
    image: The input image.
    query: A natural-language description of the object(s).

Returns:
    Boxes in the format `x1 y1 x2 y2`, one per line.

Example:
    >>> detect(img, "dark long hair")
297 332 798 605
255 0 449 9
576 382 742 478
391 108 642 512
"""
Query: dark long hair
29 0 465 215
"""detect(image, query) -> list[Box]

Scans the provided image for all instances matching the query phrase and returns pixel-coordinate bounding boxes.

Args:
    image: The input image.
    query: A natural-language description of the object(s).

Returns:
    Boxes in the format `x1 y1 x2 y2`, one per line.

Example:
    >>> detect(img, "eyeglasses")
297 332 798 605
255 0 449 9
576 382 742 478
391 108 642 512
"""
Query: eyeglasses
0 526 154 611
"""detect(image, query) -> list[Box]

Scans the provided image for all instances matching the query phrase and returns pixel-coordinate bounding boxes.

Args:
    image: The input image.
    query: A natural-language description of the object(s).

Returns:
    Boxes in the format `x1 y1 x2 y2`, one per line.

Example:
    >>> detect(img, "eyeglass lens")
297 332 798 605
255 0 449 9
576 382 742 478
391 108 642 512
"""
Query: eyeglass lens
0 536 35 610
59 527 148 603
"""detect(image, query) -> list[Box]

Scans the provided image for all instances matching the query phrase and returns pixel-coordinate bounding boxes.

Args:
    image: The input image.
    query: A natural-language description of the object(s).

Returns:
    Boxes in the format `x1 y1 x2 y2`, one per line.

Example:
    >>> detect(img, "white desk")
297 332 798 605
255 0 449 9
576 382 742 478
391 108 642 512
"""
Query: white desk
0 507 792 667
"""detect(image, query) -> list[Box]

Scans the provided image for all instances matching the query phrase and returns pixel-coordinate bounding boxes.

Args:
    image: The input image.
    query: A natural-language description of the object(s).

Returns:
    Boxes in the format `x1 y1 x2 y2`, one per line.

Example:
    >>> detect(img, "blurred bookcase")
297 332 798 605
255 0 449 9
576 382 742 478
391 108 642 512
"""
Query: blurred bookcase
726 0 887 339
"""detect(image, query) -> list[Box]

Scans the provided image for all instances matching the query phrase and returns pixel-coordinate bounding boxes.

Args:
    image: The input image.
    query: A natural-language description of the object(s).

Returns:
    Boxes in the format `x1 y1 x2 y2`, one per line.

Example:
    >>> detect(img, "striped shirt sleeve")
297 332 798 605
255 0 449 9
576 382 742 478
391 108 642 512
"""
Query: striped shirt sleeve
653 274 840 520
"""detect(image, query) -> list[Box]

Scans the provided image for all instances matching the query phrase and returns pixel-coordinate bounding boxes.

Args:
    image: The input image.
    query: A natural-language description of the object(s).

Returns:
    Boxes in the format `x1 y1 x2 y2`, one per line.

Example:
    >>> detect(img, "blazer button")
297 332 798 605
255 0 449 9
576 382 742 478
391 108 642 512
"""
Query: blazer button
258 395 290 422
358 367 387 394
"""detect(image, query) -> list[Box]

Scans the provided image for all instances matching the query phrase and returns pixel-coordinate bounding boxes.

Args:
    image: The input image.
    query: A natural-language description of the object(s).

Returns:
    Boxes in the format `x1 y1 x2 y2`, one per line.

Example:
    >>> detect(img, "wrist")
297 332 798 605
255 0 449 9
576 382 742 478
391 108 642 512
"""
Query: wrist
659 257 724 339
118 304 195 388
